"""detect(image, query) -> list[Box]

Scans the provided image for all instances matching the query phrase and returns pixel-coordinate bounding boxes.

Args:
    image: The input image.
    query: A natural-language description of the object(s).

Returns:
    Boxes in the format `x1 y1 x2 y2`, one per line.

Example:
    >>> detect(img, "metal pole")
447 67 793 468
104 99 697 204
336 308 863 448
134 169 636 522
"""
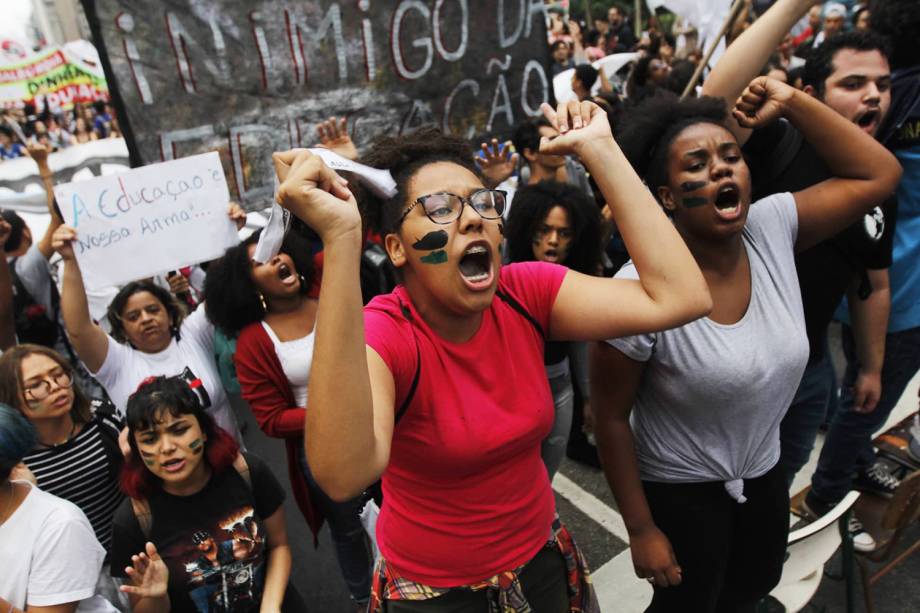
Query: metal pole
584 0 592 25
635 0 642 39
680 0 745 100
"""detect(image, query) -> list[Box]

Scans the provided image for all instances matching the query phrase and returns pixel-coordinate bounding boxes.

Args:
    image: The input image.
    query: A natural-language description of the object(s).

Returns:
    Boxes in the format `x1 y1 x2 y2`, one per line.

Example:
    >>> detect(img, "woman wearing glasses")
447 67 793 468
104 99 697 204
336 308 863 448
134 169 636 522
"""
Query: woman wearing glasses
505 181 603 479
0 344 125 604
270 101 712 612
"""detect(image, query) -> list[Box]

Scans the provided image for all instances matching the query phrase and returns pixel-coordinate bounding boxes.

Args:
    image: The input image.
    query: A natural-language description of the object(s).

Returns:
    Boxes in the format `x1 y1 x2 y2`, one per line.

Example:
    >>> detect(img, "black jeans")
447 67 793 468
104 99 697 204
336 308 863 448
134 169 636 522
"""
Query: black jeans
642 465 789 613
383 547 569 612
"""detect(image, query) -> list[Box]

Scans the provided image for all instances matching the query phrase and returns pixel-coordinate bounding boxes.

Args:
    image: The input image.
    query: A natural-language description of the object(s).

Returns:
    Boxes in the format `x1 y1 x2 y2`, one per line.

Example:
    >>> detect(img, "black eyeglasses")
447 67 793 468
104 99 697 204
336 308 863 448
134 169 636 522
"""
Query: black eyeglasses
398 189 507 226
24 370 73 401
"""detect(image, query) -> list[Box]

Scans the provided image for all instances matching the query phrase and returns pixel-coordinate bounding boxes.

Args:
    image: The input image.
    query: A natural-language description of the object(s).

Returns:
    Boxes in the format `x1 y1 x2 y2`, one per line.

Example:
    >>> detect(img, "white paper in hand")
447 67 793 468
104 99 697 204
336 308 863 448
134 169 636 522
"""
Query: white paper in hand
252 173 290 264
254 148 397 263
307 148 397 199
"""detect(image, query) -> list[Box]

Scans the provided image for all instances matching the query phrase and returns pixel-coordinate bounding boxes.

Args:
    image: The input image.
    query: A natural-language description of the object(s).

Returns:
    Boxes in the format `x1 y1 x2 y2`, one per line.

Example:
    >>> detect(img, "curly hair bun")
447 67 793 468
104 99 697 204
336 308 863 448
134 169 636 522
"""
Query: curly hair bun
356 127 482 235
616 93 728 194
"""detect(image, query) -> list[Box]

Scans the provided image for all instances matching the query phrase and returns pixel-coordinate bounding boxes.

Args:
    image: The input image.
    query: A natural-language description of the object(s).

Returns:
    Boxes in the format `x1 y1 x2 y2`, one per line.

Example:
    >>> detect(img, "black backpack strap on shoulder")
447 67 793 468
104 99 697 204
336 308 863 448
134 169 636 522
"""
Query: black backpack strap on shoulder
233 453 252 490
495 289 545 339
131 497 153 540
762 119 804 188
394 297 421 425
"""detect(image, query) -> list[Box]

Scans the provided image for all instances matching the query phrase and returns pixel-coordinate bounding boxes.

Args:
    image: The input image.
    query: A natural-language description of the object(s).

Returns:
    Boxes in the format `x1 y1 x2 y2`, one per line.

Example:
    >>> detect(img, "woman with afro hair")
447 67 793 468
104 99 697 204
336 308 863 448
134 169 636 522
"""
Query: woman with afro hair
592 78 901 612
505 181 602 478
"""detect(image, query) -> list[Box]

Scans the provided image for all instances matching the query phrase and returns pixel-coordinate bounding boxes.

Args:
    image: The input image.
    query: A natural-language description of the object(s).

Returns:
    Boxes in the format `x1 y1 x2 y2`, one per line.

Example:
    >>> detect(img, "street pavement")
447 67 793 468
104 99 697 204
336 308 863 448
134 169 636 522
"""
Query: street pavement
237 326 920 612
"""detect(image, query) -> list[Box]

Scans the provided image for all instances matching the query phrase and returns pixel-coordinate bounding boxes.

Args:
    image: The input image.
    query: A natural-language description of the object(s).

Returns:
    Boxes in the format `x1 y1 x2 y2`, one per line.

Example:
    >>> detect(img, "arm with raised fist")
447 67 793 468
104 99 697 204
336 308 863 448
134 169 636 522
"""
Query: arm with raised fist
732 77 902 251
537 100 712 342
272 149 392 501
52 225 110 372
702 0 820 144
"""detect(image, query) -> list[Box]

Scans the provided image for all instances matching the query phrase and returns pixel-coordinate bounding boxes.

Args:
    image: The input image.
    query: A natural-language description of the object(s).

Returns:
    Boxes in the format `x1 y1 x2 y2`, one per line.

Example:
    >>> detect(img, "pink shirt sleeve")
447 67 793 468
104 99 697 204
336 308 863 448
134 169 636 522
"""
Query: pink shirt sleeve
364 294 418 408
498 262 569 333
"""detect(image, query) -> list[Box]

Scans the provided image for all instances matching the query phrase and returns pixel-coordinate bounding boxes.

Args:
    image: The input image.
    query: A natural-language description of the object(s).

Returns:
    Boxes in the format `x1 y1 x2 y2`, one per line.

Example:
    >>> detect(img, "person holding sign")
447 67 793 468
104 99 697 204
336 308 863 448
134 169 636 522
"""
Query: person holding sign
271 100 712 611
51 205 247 440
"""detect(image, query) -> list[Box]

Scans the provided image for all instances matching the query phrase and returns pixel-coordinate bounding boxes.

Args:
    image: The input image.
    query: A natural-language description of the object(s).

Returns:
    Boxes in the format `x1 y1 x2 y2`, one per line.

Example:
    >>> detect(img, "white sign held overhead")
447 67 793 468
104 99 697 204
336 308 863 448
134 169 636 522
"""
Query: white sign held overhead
53 152 239 291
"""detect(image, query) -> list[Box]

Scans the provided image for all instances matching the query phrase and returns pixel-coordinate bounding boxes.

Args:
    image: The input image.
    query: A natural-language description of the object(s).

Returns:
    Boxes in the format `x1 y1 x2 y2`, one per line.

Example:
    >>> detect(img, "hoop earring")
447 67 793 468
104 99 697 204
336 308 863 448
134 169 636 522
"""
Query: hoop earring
259 293 268 312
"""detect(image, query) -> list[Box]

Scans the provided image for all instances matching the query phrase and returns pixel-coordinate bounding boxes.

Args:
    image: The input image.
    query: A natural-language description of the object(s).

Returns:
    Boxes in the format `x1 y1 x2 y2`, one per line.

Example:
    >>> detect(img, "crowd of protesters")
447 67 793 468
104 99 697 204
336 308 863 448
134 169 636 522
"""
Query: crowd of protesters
1 100 121 161
2 1 920 612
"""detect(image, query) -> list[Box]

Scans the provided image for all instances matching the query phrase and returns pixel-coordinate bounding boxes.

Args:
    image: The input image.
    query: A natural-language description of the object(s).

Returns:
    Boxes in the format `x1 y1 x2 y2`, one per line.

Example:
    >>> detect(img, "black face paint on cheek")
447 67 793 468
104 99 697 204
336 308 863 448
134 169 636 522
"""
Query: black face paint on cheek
411 230 449 251
680 180 708 193
682 197 710 208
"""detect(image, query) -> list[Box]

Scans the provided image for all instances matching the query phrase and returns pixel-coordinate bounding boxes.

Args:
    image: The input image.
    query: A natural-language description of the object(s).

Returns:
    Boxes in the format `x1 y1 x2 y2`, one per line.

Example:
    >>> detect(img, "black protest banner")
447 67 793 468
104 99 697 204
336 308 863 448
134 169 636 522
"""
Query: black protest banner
81 0 552 207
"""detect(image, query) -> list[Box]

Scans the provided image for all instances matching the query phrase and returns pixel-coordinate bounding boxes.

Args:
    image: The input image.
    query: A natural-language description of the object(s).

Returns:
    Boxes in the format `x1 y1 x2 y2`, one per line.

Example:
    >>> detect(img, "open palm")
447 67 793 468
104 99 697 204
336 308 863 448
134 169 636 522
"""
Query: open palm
121 542 169 599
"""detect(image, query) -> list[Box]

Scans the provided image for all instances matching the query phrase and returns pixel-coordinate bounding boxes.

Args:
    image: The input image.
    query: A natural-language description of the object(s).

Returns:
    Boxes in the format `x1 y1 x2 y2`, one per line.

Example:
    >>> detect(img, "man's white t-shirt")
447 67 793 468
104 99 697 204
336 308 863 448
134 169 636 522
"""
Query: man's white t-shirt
0 483 116 612
92 306 238 437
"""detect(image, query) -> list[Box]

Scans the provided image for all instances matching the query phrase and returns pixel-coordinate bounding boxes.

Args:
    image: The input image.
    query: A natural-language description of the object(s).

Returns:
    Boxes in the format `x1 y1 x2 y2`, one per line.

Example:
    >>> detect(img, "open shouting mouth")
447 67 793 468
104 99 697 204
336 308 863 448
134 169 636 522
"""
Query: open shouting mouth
713 183 743 221
458 242 494 291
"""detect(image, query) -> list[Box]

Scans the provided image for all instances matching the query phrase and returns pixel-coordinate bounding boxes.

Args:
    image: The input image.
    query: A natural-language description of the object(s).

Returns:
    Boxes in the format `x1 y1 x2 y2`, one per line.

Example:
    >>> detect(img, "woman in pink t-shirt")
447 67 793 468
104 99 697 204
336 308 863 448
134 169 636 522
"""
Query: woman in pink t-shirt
270 101 713 612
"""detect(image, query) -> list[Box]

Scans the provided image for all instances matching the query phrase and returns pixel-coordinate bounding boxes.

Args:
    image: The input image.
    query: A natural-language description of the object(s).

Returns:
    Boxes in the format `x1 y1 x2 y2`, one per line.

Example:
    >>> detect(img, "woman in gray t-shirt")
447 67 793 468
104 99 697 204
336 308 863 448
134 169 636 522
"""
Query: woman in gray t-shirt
593 77 901 612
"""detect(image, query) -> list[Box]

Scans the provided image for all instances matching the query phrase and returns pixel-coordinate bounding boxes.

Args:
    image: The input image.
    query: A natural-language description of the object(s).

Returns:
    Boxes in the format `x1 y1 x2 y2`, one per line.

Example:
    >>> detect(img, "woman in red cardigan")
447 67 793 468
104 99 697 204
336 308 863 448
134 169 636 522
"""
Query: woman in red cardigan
205 231 373 609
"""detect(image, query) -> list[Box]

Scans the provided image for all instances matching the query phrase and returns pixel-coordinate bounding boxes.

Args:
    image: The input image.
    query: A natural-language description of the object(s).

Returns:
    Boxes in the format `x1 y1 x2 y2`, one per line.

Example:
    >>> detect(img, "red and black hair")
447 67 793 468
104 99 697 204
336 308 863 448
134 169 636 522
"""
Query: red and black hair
120 375 239 499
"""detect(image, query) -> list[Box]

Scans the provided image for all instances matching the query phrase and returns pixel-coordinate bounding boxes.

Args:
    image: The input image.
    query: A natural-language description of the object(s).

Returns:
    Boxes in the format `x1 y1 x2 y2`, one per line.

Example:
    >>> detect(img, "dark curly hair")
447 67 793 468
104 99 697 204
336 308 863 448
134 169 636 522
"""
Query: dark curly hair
870 0 920 70
356 127 482 235
107 281 186 345
505 181 601 275
121 375 239 498
625 55 668 103
511 116 553 159
203 230 314 337
803 30 891 98
616 93 728 198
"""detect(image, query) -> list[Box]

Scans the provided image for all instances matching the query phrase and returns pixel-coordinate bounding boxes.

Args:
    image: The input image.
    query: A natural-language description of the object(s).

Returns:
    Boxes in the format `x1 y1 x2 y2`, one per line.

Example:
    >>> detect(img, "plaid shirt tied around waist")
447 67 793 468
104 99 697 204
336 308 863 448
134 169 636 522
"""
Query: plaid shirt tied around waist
367 517 601 613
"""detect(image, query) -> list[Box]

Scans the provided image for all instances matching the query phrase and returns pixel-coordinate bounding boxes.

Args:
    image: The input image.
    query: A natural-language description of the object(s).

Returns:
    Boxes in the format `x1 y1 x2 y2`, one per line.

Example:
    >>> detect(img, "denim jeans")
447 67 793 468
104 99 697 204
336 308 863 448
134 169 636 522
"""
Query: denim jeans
778 352 837 487
811 324 920 504
299 450 373 604
541 359 574 480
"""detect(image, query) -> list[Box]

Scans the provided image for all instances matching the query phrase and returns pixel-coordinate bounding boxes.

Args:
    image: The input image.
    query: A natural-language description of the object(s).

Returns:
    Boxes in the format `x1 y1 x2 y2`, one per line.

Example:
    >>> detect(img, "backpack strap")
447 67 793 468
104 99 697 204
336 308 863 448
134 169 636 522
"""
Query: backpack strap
233 453 252 490
394 298 421 425
131 497 153 540
495 289 545 339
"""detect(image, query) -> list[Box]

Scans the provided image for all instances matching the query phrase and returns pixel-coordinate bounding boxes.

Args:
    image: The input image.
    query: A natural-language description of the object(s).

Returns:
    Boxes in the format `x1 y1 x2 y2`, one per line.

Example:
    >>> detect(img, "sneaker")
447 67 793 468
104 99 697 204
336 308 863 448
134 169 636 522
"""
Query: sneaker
847 517 877 553
853 462 901 498
801 491 833 521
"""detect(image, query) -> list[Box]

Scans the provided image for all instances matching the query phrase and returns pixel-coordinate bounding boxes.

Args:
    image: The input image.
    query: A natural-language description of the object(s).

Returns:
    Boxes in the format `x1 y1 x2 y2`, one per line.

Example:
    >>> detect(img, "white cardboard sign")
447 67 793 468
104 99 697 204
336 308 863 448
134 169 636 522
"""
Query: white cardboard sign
53 152 239 291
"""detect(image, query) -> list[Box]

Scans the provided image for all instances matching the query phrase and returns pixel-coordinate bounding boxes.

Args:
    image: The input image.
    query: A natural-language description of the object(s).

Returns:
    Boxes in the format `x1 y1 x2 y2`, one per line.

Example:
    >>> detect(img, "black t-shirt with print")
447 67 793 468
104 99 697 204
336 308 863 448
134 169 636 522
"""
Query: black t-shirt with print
110 453 285 613
744 118 897 365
